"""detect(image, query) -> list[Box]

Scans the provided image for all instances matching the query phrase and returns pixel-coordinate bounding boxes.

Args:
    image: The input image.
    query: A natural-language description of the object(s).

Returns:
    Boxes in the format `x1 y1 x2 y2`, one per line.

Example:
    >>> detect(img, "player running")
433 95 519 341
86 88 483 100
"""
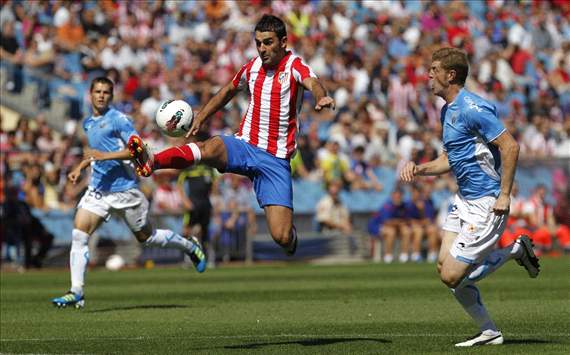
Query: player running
128 14 335 255
52 77 206 309
401 47 540 347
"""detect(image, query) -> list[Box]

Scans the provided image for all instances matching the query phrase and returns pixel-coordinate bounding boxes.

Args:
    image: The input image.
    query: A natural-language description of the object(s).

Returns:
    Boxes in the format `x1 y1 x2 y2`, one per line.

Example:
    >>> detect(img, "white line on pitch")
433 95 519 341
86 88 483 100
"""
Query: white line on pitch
1 333 569 342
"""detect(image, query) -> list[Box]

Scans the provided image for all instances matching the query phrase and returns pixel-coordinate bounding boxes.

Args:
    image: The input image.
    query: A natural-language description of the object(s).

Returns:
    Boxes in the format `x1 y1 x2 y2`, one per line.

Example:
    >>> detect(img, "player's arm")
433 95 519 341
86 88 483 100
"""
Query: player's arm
188 81 239 137
84 148 132 161
489 130 519 215
301 77 335 111
400 152 450 182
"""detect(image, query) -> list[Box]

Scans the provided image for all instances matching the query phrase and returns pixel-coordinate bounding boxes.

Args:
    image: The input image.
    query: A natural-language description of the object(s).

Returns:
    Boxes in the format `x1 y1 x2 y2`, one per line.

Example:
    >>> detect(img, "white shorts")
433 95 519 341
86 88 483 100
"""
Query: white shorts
442 194 506 264
77 188 149 232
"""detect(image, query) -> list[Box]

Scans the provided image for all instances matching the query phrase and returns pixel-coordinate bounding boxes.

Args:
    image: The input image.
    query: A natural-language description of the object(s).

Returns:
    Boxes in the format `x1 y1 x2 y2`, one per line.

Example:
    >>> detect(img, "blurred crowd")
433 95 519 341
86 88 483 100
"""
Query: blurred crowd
1 0 569 262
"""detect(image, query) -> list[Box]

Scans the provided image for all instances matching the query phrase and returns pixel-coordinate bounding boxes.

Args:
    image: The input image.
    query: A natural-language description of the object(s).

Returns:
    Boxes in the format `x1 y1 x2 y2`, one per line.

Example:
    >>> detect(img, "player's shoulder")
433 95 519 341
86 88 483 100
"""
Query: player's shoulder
107 108 133 123
459 89 495 115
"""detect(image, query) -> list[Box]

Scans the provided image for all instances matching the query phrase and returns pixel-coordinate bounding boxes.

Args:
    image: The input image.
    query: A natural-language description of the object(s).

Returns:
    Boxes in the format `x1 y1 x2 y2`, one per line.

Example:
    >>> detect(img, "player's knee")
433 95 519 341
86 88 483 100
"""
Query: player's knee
198 138 220 159
440 271 461 288
270 225 292 246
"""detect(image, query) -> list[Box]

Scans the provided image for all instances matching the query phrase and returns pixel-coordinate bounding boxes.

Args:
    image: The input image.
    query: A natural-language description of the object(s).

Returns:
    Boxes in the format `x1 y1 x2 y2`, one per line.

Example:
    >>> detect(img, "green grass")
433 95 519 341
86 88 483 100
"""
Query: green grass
1 258 569 354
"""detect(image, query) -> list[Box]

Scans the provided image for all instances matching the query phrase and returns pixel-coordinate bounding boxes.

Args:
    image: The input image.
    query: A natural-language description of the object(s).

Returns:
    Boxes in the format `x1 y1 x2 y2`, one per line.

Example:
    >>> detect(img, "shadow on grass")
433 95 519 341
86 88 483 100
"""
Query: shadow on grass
223 337 391 349
504 339 558 345
87 304 189 313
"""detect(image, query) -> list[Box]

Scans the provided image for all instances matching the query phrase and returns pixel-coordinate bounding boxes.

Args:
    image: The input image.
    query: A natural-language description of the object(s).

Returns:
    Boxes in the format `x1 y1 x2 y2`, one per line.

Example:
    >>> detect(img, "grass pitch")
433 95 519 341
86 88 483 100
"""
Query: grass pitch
1 258 568 354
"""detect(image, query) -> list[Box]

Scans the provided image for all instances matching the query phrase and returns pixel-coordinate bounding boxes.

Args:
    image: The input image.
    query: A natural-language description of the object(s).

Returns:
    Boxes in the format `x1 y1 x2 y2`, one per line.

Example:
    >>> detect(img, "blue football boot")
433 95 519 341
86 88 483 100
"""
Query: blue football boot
188 236 206 273
52 291 85 309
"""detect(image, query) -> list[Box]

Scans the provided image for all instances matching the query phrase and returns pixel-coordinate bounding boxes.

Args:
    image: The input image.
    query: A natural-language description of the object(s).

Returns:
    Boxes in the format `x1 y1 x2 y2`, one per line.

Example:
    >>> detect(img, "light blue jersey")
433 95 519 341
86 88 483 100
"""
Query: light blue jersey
83 108 138 192
441 89 506 199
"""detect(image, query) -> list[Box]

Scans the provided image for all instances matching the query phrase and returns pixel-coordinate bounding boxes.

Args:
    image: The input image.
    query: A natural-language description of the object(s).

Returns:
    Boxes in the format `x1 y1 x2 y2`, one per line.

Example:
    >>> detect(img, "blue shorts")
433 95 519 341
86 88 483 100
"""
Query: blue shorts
220 135 293 209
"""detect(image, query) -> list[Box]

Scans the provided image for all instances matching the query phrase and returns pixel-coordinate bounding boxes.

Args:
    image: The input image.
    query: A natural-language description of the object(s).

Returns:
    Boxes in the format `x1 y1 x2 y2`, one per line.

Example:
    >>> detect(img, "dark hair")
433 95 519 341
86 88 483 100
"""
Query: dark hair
432 47 469 86
254 14 287 39
90 76 114 94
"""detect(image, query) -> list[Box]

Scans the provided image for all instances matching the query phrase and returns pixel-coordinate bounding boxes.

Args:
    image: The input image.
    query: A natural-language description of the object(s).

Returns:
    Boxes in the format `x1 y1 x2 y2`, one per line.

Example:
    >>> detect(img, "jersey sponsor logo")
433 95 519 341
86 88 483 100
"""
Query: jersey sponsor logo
464 96 483 112
99 123 106 128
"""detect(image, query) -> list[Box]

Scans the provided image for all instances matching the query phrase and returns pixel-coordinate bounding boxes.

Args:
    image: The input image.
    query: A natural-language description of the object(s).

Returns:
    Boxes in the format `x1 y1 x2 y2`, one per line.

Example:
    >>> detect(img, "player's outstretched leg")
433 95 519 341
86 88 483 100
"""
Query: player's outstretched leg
128 135 154 177
52 291 85 309
514 235 540 278
128 135 203 177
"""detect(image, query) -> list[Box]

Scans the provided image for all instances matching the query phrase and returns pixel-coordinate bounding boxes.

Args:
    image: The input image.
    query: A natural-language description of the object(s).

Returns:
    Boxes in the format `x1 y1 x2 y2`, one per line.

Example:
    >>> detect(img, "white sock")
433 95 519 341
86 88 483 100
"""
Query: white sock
145 229 195 253
399 253 409 263
452 285 497 332
383 254 394 263
70 229 90 296
460 242 522 287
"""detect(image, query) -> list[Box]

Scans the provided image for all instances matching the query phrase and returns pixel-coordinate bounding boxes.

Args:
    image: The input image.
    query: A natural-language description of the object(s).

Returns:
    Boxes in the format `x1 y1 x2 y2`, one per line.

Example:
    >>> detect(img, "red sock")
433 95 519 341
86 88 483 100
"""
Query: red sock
154 144 201 169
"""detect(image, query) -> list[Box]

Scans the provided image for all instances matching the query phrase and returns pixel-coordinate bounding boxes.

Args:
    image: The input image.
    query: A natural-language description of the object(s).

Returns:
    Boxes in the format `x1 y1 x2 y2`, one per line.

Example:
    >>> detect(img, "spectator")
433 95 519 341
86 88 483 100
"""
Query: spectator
368 188 412 263
1 185 54 268
0 21 23 92
316 179 352 235
317 137 355 189
524 184 555 254
350 146 382 191
406 184 438 263
216 175 256 263
151 170 184 215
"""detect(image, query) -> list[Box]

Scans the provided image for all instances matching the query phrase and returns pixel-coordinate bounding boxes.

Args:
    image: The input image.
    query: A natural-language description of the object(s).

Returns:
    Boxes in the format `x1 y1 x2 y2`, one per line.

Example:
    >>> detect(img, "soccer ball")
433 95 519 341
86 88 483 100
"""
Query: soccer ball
105 254 125 271
155 100 193 137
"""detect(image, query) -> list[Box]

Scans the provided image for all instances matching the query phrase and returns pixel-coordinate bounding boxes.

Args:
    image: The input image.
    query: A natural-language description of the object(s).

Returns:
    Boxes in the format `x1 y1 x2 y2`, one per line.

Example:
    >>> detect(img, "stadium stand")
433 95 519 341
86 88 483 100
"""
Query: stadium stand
1 0 569 265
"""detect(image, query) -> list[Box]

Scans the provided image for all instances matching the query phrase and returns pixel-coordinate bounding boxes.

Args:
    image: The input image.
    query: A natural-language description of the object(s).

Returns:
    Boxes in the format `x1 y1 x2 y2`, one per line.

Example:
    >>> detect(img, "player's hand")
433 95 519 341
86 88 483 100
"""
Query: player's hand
68 168 81 184
492 194 510 215
400 161 417 182
186 112 203 138
315 96 335 111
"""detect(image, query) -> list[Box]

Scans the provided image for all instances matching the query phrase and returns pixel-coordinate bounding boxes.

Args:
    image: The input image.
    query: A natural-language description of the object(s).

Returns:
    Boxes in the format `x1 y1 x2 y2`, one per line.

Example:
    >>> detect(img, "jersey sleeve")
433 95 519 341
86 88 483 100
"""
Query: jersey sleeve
465 104 506 143
114 113 138 143
291 57 317 83
231 59 254 90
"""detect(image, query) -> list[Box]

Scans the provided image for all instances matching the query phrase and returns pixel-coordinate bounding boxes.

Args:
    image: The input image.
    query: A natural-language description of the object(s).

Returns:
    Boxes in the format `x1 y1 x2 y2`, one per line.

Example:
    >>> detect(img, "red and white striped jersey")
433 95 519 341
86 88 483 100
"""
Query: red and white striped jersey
232 51 317 159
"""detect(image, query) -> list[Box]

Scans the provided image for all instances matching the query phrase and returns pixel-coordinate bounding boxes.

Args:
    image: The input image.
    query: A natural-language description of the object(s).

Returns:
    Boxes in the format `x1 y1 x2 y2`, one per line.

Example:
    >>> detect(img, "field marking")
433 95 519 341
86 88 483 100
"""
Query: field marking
1 333 569 342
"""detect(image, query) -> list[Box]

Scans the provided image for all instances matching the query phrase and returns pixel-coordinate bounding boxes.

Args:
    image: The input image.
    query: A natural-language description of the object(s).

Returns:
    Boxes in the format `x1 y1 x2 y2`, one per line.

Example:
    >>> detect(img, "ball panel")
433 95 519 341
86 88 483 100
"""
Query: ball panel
155 100 193 137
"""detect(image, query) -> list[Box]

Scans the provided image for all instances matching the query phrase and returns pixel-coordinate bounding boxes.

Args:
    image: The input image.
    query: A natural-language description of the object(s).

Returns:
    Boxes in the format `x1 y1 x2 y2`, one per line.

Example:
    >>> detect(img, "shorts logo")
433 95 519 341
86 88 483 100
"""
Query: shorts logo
165 110 184 132
458 242 465 249
278 72 289 84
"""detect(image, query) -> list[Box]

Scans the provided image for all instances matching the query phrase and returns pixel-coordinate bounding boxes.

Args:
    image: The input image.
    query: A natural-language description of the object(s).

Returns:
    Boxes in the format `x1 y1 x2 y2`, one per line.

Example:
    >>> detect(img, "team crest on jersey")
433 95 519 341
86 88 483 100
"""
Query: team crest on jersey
278 72 289 84
451 113 459 124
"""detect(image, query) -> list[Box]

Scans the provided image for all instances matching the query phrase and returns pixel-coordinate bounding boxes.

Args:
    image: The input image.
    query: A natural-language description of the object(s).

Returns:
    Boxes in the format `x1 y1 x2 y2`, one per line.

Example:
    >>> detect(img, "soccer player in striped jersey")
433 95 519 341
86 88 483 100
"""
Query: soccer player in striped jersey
51 77 206 309
401 48 540 346
129 15 335 256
